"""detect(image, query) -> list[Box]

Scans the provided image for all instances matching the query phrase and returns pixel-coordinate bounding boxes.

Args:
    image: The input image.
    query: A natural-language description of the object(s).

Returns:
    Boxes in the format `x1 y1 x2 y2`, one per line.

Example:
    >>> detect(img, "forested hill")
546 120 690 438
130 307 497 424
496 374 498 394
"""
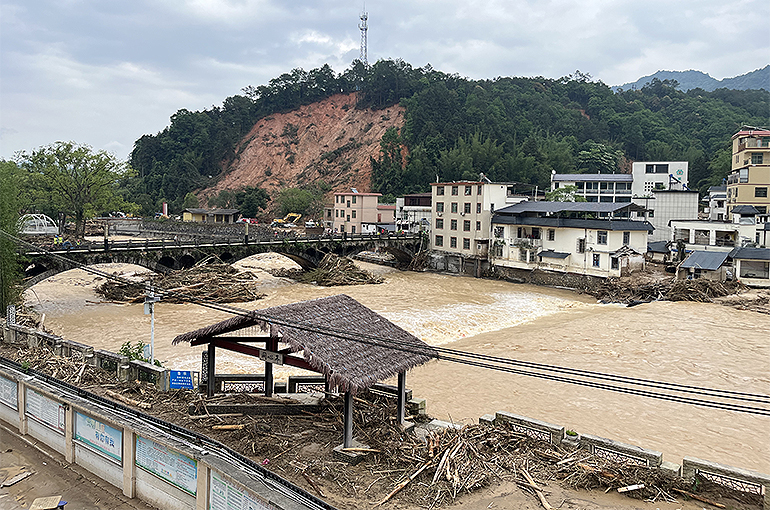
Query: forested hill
614 66 770 93
127 60 770 214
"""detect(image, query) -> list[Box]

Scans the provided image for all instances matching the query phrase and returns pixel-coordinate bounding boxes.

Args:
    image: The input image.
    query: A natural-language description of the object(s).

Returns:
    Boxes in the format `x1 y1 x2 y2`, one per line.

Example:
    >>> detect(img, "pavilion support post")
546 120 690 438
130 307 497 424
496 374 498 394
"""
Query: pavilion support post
265 337 277 398
397 371 406 426
343 390 354 448
207 342 216 398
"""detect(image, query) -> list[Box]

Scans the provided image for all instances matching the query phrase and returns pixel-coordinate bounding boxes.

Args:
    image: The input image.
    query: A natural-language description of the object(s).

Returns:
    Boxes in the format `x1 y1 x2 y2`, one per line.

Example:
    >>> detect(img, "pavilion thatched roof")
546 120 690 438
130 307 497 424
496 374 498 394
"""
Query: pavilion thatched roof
172 295 438 393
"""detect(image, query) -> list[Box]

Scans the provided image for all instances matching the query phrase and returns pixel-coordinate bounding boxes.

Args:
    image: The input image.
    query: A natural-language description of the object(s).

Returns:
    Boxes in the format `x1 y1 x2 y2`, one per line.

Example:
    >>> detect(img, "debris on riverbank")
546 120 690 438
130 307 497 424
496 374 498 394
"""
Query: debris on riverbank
0 344 762 510
95 260 265 304
591 271 747 305
269 254 384 286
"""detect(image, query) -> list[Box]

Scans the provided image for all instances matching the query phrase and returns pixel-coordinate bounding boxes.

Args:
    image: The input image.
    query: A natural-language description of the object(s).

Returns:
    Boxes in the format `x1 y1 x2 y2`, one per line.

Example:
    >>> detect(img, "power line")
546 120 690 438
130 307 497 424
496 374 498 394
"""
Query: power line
3 229 769 416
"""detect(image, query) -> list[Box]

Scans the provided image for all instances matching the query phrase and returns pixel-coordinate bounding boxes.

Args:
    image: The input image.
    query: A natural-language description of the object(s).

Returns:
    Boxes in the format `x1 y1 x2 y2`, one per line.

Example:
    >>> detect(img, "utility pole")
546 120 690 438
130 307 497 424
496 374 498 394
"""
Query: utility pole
359 8 368 65
144 290 160 365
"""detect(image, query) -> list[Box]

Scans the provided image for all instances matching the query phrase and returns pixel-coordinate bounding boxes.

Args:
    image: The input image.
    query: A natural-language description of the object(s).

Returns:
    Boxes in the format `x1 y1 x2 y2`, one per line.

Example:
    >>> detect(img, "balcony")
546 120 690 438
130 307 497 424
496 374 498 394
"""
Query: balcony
512 237 543 249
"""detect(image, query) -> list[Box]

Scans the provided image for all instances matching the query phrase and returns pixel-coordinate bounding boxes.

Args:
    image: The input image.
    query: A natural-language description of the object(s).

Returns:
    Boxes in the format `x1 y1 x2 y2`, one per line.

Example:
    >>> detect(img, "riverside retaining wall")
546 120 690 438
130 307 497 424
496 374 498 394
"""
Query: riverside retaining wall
0 356 334 510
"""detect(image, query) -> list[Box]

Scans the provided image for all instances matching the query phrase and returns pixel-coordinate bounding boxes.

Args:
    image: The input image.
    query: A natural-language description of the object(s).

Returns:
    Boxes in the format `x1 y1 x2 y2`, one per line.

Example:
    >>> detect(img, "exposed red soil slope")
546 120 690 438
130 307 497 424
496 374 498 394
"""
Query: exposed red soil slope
201 93 405 206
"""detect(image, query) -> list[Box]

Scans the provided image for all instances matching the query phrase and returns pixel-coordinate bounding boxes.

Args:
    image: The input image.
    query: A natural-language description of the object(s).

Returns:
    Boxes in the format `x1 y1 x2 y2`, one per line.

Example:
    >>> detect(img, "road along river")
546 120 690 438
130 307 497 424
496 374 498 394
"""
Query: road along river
22 254 770 474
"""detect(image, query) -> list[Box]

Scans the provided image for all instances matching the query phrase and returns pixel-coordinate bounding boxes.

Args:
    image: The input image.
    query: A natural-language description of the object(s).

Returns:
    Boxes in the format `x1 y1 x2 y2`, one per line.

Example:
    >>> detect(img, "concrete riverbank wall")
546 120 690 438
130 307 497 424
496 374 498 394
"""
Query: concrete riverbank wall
2 320 768 508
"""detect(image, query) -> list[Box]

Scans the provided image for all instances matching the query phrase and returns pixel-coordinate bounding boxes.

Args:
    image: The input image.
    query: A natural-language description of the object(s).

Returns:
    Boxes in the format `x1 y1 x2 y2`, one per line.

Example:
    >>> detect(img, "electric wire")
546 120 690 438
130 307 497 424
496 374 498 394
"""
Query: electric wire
3 229 770 416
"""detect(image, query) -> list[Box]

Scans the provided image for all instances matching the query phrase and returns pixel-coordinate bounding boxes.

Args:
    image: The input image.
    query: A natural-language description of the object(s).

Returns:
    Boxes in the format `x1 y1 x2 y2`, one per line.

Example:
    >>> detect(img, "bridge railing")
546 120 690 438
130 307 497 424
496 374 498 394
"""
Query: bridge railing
25 231 424 255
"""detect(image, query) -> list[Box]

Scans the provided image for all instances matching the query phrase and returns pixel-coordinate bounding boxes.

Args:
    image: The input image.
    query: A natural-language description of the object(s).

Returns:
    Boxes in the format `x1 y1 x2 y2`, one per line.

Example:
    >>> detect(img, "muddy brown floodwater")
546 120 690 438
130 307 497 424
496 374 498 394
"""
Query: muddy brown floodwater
23 254 770 475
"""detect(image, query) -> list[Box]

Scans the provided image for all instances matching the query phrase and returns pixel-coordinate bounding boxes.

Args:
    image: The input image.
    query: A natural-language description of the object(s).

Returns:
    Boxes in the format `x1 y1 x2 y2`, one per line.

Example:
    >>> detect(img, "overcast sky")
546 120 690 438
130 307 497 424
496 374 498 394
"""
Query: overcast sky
1 0 768 162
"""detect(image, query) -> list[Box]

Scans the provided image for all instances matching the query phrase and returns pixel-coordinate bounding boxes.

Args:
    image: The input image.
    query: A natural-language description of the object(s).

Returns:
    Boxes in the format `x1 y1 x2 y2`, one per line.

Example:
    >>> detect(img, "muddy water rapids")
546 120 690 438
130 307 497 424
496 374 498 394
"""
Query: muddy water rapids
22 254 770 473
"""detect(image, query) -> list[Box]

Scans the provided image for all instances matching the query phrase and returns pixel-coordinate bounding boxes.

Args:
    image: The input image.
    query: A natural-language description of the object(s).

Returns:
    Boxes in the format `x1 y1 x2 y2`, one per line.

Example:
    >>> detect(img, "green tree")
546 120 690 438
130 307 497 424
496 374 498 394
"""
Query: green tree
182 192 199 209
276 185 327 218
20 142 135 238
545 185 587 202
0 161 24 309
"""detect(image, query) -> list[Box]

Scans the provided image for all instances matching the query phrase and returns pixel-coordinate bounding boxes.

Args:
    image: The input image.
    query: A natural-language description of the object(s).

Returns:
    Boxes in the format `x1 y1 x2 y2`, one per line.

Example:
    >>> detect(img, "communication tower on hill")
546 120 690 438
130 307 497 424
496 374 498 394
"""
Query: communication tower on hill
359 8 368 65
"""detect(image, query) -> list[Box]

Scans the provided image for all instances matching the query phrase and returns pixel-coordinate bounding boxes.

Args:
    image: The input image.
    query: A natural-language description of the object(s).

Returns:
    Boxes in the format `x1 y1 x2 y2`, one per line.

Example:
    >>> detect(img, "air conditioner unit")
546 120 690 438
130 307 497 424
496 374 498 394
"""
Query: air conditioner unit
459 211 466 216
436 212 443 217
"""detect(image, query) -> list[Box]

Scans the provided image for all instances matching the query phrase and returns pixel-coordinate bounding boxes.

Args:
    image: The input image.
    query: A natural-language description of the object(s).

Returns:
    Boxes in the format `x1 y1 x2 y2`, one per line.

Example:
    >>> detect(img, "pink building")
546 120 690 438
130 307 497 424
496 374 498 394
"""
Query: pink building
332 191 393 234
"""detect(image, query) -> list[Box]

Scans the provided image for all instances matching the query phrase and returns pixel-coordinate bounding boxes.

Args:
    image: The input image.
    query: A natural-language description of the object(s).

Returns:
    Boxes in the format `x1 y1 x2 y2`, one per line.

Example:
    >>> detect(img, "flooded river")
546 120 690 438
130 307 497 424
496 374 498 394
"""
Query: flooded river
23 255 770 473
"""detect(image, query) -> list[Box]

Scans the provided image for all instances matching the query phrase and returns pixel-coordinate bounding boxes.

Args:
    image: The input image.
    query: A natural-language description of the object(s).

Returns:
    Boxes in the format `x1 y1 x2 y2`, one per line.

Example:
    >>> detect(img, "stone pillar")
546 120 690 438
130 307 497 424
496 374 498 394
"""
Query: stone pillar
64 405 75 463
17 380 27 435
196 462 209 510
122 428 136 498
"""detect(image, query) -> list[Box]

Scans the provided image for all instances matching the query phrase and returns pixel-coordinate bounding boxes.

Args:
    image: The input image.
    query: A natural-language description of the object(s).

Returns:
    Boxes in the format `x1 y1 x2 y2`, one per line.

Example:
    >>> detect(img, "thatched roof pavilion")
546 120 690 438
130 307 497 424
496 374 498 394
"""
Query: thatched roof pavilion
173 294 436 393
173 294 438 448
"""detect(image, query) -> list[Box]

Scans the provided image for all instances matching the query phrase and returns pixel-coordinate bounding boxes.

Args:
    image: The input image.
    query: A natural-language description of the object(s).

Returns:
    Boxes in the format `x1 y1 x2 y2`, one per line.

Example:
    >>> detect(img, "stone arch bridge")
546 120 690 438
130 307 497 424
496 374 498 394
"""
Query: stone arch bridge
22 234 425 288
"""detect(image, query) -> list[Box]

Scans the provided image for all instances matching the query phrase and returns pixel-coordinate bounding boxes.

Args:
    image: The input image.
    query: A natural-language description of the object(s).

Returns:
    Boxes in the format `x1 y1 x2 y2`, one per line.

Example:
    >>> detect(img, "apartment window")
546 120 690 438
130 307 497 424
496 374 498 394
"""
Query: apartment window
476 221 481 231
494 226 504 238
476 203 481 213
335 210 339 217
451 186 459 196
577 238 586 253
648 210 655 218
450 219 458 230
351 210 356 218
756 206 767 214
755 187 768 198
463 220 471 231
451 202 458 213
592 254 601 267
436 186 445 196
611 257 619 270
739 168 749 183
531 228 541 239
352 196 357 204
477 185 482 195
751 153 764 165
646 164 669 174
464 203 471 214
436 202 444 212
346 215 350 221
435 235 443 247
450 237 457 248
436 218 444 229
623 231 630 245
463 238 471 249
547 229 555 241
576 182 585 191
597 231 608 244
464 186 472 196
351 226 356 234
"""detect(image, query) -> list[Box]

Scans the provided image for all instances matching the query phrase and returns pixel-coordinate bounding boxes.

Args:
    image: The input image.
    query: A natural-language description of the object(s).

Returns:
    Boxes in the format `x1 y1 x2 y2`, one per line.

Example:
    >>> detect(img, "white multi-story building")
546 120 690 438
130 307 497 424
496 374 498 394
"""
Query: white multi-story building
395 193 432 233
490 202 652 278
551 173 633 203
551 161 696 242
630 161 689 196
637 190 700 242
671 205 770 252
706 185 727 221
430 181 527 258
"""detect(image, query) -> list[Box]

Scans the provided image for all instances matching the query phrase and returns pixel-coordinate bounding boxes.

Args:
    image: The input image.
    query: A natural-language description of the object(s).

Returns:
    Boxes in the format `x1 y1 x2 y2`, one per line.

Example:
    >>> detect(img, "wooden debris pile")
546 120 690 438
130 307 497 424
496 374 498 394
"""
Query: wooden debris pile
594 276 745 304
0 346 118 386
95 261 266 303
297 254 384 286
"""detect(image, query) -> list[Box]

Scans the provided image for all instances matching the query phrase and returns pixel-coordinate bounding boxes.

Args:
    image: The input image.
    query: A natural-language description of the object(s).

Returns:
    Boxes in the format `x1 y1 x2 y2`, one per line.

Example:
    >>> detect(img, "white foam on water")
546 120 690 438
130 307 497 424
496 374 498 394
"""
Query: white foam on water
382 291 585 346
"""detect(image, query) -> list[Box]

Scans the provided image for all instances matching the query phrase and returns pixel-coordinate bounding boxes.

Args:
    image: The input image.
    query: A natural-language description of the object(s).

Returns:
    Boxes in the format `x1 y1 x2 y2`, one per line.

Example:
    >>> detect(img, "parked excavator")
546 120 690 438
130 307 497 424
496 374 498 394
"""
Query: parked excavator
271 212 301 227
